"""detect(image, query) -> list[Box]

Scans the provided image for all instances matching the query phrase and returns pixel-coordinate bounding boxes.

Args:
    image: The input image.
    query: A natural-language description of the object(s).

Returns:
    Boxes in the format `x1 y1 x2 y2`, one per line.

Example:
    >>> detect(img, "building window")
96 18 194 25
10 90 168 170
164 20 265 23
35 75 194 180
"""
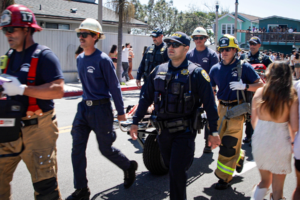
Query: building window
222 24 234 35
46 23 70 30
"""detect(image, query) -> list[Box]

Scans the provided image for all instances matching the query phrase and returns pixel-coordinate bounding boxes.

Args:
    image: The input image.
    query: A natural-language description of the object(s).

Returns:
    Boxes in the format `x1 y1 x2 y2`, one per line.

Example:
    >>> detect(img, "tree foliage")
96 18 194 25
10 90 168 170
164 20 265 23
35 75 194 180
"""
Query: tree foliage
107 0 135 82
0 0 15 13
131 0 228 40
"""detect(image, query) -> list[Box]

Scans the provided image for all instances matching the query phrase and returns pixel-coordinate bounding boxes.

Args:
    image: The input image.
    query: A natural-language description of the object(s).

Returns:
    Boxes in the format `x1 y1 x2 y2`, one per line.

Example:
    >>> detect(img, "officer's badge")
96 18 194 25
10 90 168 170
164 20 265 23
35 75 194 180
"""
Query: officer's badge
201 70 210 82
181 69 189 75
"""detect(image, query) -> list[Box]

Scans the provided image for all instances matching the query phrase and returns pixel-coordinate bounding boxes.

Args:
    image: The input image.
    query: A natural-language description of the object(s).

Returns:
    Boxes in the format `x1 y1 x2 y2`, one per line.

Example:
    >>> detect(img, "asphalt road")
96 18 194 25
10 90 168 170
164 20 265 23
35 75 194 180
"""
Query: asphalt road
10 90 297 200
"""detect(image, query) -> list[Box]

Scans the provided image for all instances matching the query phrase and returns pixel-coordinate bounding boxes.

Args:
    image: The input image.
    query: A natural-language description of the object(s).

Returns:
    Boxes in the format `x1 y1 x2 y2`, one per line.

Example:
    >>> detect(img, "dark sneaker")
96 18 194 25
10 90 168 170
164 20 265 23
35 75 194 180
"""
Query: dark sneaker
203 145 212 153
124 160 138 189
243 137 251 143
215 179 230 190
236 156 245 173
65 188 90 200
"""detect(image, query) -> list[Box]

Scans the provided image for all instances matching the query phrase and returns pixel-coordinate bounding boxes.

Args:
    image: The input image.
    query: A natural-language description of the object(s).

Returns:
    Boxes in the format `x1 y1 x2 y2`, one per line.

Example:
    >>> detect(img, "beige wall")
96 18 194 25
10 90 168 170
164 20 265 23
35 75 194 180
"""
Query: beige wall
0 29 152 82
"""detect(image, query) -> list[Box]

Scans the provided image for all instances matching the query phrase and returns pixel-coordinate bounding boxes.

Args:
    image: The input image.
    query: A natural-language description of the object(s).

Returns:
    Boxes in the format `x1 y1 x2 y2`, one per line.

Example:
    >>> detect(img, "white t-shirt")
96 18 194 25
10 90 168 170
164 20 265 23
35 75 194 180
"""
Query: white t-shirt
288 28 293 33
294 81 300 160
291 55 295 66
121 48 129 62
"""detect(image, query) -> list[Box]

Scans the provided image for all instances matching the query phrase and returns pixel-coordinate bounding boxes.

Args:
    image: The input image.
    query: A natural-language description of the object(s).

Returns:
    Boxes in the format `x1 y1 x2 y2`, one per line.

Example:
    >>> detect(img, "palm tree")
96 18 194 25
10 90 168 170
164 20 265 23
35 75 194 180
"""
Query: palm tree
107 0 135 83
0 0 14 13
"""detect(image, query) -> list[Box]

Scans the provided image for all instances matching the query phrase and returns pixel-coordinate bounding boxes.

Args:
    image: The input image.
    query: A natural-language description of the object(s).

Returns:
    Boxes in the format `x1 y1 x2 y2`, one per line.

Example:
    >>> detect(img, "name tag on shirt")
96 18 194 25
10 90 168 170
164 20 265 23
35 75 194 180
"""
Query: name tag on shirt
20 63 30 72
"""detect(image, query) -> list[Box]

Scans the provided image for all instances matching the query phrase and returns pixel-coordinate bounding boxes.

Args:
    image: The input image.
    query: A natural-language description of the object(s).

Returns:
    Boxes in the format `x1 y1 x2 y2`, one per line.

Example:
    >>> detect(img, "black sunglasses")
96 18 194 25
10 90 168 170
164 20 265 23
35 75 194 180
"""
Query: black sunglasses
220 48 233 53
193 36 205 41
77 32 93 38
249 42 257 46
2 27 20 34
166 42 185 48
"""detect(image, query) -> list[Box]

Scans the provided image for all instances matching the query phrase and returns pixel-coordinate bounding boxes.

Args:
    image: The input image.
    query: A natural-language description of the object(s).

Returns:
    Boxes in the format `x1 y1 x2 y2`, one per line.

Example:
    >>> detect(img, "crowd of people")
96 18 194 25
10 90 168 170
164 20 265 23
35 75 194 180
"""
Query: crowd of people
247 25 297 33
1 4 300 200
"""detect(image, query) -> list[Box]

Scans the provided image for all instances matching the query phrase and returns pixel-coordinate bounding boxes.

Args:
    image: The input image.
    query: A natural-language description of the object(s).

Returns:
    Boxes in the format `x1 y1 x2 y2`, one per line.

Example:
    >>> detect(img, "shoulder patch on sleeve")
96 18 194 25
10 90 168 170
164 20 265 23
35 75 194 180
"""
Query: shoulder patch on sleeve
201 69 210 82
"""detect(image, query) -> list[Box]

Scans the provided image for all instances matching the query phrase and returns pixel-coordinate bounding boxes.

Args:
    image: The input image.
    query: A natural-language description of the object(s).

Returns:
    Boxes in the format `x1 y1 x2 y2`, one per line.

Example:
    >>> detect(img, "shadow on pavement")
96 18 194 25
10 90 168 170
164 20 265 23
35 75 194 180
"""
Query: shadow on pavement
91 147 218 199
91 172 169 200
127 138 143 154
187 153 214 186
198 177 250 200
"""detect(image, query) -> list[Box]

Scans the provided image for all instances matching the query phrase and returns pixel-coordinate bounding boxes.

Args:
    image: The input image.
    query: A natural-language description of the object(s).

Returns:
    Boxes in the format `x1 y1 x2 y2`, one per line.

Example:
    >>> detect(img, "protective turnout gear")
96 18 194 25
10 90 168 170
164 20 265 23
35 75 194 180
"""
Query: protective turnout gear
0 4 42 31
0 110 61 200
218 34 241 52
75 18 105 39
229 79 246 90
2 76 26 96
215 102 245 183
191 26 209 37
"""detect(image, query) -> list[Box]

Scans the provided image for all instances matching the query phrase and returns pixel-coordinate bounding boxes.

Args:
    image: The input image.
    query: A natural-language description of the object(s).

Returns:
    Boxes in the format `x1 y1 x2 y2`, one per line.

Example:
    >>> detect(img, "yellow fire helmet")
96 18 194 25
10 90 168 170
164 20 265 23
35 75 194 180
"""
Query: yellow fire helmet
218 34 240 52
75 18 105 39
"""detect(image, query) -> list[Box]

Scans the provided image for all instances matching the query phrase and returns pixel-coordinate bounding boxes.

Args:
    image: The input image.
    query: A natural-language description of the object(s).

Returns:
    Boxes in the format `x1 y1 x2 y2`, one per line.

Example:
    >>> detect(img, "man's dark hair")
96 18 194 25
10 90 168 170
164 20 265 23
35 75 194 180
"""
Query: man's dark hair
292 49 296 53
125 43 130 48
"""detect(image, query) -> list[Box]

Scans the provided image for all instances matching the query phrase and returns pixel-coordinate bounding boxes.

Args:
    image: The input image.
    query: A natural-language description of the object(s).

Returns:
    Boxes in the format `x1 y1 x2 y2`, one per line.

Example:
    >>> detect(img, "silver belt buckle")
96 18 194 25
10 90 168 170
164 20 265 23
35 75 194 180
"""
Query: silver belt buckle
86 100 93 106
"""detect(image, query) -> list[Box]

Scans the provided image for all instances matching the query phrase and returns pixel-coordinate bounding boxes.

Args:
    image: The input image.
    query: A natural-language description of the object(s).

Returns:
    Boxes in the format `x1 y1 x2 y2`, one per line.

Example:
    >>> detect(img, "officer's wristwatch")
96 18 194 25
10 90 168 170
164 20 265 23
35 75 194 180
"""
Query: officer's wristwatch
211 132 219 136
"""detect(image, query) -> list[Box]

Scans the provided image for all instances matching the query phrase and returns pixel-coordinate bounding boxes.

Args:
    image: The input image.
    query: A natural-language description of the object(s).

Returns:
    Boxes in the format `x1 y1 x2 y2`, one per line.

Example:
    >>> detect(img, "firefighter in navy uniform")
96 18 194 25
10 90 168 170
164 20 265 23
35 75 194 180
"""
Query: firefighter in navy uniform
66 18 138 200
136 28 169 91
130 32 220 200
242 36 272 145
0 5 64 200
209 34 263 189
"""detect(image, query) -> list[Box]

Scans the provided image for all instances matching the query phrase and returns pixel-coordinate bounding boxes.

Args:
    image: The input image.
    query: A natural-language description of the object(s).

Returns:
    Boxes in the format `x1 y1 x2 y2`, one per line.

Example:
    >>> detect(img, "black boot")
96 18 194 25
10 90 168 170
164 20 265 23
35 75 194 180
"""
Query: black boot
243 137 251 143
124 160 138 189
215 179 230 190
236 156 245 173
65 188 90 200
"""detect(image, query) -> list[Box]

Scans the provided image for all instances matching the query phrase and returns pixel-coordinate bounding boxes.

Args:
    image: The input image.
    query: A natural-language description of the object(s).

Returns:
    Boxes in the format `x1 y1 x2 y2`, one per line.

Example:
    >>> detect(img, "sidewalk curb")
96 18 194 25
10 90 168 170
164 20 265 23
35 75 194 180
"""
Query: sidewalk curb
63 86 140 97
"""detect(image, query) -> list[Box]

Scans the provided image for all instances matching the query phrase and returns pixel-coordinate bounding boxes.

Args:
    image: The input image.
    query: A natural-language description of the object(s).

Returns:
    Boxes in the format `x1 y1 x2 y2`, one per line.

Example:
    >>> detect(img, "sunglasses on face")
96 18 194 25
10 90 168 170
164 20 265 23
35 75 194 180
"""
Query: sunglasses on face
2 27 19 34
166 42 185 48
220 48 233 53
77 32 93 38
249 42 257 46
193 36 205 41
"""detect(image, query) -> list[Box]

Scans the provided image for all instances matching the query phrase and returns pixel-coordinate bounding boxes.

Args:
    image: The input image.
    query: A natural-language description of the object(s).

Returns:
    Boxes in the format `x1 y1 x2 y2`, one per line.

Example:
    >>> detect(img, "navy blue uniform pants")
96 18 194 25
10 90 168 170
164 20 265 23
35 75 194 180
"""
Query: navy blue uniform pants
204 123 209 141
245 120 253 139
71 101 130 189
157 129 196 200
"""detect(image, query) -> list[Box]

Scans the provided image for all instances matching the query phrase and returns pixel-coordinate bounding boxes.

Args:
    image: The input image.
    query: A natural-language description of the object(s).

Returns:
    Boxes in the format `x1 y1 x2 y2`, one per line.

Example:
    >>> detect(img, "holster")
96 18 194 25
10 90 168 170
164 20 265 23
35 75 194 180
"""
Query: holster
150 115 191 134
0 99 23 143
193 107 206 133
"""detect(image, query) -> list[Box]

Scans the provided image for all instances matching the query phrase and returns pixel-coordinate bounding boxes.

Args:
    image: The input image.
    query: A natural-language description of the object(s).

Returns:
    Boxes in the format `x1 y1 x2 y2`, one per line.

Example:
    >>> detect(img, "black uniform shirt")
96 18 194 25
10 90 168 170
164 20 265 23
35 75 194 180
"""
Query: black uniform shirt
133 58 219 133
136 42 169 80
247 51 273 67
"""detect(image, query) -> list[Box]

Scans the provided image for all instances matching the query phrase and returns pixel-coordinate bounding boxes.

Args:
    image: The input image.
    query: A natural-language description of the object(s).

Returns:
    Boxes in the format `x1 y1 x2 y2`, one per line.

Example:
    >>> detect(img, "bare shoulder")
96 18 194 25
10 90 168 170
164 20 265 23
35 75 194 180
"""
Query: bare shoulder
254 87 264 98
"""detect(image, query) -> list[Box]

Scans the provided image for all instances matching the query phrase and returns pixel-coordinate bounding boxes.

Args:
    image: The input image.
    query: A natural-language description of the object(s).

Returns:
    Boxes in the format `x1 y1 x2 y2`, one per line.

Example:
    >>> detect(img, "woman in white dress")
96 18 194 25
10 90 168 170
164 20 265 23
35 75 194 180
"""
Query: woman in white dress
251 61 299 200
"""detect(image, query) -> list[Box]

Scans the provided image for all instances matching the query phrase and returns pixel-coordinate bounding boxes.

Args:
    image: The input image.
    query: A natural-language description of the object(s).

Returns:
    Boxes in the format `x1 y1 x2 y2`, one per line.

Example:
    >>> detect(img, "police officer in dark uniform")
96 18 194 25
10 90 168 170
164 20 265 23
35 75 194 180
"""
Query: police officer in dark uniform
66 18 137 200
136 28 169 90
130 32 220 200
242 36 272 145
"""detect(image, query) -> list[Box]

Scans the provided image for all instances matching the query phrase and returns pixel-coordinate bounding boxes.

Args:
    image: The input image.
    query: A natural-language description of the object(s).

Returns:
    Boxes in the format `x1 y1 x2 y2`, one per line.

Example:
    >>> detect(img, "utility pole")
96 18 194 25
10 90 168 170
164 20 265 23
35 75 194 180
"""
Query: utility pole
215 1 219 50
97 0 103 50
234 0 238 38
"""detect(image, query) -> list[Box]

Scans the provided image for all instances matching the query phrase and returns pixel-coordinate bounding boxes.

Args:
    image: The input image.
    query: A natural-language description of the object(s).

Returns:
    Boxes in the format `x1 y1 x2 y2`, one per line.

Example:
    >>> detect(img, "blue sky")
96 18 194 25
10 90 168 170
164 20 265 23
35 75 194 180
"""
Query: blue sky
98 0 299 20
